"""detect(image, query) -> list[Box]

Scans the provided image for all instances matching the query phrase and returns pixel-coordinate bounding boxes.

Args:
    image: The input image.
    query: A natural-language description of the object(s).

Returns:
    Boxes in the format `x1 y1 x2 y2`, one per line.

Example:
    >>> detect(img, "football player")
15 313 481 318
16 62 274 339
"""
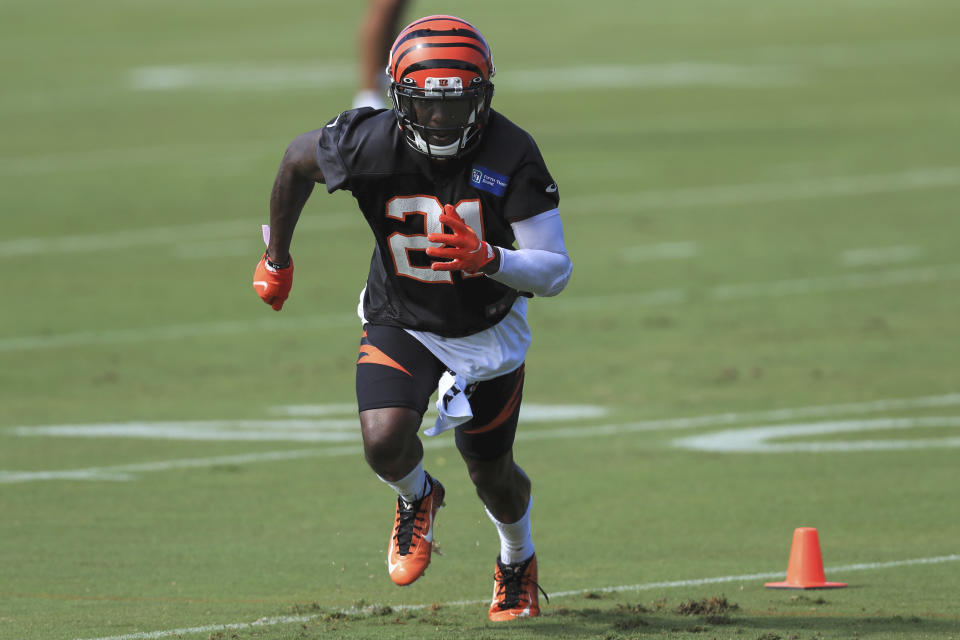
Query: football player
353 0 411 109
253 14 572 621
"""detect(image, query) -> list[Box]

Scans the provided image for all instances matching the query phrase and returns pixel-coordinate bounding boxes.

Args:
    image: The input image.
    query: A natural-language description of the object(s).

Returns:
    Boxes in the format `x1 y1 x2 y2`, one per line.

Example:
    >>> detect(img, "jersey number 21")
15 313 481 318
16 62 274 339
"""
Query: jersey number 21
385 196 484 283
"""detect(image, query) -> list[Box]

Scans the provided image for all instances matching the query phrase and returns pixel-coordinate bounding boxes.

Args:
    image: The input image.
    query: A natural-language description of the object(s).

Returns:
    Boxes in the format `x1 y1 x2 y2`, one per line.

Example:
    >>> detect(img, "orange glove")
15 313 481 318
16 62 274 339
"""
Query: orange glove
426 205 497 274
253 253 293 311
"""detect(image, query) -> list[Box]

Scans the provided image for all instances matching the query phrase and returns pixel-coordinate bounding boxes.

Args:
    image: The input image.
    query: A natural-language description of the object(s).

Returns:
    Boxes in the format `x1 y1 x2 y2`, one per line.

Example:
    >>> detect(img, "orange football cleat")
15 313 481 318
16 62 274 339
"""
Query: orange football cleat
387 474 445 586
488 554 548 621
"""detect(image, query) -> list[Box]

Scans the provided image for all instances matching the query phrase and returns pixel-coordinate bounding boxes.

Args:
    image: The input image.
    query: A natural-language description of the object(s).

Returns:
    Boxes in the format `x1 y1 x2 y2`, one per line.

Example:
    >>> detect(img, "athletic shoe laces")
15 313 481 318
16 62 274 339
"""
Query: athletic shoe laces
494 557 549 610
394 494 428 555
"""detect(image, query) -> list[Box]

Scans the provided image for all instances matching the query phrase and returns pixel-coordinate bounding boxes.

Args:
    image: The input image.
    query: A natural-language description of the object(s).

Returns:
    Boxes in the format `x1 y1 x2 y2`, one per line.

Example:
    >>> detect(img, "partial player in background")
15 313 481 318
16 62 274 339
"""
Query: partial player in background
254 15 571 621
353 0 411 109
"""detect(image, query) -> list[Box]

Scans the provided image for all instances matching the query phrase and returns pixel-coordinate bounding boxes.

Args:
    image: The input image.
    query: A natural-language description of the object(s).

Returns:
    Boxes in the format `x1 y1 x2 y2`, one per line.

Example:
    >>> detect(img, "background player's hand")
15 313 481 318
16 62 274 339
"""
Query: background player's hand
253 253 293 311
426 205 497 273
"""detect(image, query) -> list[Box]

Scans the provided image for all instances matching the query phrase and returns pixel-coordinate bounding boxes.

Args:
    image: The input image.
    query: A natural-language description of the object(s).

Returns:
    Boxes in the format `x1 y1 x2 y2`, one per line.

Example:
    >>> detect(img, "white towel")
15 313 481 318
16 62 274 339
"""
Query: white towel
425 371 474 436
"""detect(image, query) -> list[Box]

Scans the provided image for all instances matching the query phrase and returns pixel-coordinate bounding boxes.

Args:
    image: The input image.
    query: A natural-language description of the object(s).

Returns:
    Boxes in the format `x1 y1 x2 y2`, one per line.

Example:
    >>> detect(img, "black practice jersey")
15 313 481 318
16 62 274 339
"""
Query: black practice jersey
315 108 559 337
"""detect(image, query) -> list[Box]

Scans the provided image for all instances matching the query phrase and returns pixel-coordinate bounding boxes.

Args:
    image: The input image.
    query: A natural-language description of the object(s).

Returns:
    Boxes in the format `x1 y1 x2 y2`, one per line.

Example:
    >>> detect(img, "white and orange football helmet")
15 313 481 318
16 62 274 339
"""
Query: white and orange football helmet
386 15 496 159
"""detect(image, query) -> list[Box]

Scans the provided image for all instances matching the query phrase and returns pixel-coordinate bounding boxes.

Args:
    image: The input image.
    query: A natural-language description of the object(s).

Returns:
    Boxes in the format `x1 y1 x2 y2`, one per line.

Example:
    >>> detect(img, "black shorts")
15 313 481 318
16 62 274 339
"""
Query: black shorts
355 323 525 460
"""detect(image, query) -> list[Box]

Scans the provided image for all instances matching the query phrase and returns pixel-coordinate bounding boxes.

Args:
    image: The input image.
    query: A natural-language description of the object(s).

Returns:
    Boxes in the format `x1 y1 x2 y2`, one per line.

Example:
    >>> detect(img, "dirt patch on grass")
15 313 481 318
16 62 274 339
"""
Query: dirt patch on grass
675 595 739 616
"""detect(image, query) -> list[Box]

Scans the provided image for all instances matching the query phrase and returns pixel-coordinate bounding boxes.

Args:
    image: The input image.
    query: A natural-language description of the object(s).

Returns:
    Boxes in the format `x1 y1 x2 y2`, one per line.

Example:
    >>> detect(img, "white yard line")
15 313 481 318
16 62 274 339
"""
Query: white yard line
549 263 960 311
0 314 357 352
0 447 360 485
3 263 959 352
269 403 610 422
127 62 803 93
13 420 361 442
6 405 607 444
0 143 272 177
2 166 956 259
841 245 923 267
7 393 958 484
747 37 959 68
709 264 960 300
128 63 355 91
620 242 698 262
674 416 960 453
563 166 960 213
268 403 360 417
0 214 357 257
502 63 805 90
75 553 960 640
549 554 960 598
3 36 954 122
522 393 960 437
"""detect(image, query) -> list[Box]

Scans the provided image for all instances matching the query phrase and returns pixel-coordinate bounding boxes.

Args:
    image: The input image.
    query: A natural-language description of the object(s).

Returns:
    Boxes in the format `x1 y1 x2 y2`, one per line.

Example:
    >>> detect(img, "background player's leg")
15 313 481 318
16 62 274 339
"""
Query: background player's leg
354 0 410 109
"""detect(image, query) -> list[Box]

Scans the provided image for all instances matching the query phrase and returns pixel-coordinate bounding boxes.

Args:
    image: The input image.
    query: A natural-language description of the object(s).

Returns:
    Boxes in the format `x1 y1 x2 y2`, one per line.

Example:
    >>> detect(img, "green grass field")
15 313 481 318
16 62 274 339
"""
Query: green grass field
2 1 960 638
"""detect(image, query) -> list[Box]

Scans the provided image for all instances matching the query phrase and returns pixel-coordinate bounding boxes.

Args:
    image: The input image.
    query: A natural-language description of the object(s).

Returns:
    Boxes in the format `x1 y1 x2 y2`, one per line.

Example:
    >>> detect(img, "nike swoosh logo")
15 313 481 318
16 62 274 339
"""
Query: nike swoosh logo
253 281 269 290
387 550 401 574
545 183 557 193
326 113 341 128
422 508 434 543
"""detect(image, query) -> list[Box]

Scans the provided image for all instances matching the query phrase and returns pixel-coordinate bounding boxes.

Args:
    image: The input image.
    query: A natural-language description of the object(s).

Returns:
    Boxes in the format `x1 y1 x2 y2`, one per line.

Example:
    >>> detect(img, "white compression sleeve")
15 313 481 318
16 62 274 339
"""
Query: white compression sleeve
487 209 572 297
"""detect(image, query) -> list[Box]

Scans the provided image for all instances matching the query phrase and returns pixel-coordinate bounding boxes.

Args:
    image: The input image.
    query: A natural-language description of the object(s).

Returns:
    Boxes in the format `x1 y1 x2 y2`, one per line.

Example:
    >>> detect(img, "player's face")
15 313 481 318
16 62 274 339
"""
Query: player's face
410 98 475 146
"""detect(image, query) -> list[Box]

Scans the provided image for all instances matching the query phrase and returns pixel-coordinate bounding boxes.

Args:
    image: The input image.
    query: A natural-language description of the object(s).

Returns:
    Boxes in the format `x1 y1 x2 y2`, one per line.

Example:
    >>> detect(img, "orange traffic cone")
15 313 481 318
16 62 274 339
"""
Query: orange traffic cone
765 527 847 589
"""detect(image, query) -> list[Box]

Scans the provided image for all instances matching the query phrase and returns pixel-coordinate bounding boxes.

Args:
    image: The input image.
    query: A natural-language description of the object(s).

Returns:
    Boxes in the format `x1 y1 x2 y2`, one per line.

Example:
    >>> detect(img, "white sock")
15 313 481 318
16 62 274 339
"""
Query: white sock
485 496 535 565
353 89 387 110
377 460 428 503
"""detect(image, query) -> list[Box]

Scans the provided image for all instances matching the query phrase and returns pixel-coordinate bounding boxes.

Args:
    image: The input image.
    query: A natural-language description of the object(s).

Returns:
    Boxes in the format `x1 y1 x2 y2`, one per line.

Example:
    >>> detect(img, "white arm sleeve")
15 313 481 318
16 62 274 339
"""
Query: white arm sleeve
487 208 572 297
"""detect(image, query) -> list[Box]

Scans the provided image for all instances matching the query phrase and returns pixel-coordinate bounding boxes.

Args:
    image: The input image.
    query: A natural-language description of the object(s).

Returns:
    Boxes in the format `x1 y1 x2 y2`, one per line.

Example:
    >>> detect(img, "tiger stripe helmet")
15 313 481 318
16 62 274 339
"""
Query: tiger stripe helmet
386 15 496 159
